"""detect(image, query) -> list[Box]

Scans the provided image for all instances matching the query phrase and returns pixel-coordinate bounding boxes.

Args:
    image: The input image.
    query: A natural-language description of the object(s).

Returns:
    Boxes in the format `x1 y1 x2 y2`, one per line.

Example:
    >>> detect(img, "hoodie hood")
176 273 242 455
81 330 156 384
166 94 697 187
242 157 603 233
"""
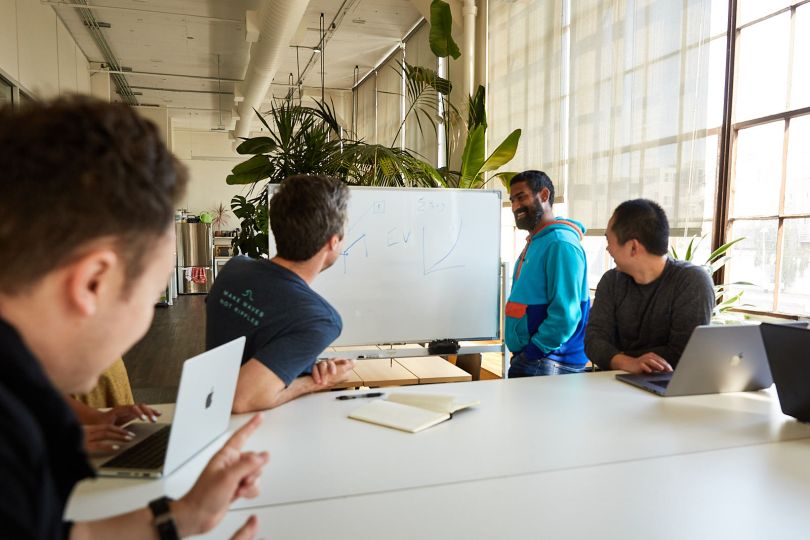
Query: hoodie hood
531 217 587 240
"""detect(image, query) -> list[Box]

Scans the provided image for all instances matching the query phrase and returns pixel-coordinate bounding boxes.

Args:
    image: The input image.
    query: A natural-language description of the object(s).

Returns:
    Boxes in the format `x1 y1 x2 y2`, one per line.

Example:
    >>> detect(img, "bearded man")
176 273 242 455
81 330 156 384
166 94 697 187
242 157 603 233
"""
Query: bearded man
505 170 591 377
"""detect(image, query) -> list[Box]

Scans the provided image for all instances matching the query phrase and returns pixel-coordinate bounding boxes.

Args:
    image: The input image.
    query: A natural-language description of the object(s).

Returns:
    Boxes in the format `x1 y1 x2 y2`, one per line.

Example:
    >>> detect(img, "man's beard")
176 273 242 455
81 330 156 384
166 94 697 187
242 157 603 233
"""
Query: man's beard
514 201 544 231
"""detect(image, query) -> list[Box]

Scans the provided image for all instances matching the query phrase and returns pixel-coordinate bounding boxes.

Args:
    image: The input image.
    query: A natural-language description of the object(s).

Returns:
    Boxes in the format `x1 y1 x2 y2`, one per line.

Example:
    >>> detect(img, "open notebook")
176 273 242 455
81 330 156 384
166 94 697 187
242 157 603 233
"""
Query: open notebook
348 393 479 433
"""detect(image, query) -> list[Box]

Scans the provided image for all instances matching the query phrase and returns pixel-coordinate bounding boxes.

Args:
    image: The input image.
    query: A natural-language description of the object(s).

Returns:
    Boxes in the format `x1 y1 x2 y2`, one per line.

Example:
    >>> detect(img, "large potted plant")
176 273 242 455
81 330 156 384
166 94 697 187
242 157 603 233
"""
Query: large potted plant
226 99 444 258
399 1 522 189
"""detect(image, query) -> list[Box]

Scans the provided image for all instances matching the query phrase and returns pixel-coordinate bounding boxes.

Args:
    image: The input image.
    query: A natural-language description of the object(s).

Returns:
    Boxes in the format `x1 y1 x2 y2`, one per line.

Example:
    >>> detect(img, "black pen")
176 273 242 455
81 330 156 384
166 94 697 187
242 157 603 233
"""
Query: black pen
336 392 384 400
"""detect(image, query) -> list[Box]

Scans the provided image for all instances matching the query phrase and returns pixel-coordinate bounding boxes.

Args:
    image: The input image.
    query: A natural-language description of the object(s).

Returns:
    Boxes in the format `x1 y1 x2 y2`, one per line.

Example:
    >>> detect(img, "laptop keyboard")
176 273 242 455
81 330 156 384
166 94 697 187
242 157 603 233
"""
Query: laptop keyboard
103 425 171 470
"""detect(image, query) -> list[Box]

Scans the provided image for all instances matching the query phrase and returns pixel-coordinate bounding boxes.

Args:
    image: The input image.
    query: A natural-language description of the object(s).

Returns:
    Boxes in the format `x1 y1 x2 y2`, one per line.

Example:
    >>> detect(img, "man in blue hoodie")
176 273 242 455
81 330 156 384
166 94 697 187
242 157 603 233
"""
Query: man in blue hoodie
505 170 590 377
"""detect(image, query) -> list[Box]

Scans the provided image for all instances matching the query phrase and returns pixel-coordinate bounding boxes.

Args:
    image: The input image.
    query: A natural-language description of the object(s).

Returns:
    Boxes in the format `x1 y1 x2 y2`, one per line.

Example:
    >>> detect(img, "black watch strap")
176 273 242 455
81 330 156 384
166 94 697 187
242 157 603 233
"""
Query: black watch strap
148 496 180 540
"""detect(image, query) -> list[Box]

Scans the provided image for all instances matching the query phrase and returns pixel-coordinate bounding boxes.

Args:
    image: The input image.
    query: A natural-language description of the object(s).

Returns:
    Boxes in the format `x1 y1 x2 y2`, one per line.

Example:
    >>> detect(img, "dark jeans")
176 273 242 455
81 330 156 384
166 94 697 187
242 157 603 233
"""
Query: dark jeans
508 354 587 378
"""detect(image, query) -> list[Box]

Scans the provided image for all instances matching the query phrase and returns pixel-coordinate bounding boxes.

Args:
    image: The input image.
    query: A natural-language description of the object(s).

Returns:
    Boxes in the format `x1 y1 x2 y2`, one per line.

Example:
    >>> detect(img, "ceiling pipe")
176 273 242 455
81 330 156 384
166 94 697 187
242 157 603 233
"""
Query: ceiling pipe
233 0 311 138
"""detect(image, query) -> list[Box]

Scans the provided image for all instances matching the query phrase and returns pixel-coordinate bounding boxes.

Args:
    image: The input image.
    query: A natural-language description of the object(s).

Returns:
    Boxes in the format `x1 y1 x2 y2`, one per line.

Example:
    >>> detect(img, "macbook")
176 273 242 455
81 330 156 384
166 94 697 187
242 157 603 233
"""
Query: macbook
760 322 810 422
615 324 772 397
96 336 244 478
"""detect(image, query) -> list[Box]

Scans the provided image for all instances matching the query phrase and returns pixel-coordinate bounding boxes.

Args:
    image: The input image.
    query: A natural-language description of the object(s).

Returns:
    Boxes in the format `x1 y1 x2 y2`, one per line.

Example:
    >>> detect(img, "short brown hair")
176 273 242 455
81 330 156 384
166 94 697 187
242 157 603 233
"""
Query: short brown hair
0 96 188 294
270 175 349 261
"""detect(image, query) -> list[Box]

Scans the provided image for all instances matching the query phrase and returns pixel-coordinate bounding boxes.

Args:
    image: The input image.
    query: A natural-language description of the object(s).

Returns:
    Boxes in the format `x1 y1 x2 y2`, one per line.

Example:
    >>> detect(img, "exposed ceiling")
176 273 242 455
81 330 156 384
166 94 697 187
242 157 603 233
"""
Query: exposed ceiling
51 0 421 130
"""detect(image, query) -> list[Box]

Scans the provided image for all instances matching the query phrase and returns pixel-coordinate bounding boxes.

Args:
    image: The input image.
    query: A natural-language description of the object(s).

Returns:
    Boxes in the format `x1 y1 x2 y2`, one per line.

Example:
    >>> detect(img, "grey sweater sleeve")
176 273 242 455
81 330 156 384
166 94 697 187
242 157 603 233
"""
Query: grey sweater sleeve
634 265 715 363
584 271 621 370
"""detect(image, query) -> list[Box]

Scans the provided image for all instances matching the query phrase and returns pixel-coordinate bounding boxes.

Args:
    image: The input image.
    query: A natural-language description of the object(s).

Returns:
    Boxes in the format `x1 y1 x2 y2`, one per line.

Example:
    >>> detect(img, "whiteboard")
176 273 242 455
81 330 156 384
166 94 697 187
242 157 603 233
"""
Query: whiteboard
269 187 502 346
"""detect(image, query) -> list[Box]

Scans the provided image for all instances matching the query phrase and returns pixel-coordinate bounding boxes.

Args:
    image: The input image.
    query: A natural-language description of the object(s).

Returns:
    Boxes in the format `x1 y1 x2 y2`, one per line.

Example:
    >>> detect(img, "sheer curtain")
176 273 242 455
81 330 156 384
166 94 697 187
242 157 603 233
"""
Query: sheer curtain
404 23 439 166
376 51 404 148
488 0 713 232
350 22 438 163
354 73 376 144
488 1 565 194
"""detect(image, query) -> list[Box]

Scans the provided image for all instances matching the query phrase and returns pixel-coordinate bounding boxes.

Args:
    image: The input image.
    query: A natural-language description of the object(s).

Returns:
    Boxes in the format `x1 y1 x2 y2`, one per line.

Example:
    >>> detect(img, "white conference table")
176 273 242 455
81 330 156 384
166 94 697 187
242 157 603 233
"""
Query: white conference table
200 438 810 539
66 372 810 537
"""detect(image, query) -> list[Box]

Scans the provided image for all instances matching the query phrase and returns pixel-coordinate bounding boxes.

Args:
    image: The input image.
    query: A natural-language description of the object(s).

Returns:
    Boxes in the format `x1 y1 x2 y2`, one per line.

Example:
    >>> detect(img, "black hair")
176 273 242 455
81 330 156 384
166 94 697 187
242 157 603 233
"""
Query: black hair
509 170 555 206
610 199 670 256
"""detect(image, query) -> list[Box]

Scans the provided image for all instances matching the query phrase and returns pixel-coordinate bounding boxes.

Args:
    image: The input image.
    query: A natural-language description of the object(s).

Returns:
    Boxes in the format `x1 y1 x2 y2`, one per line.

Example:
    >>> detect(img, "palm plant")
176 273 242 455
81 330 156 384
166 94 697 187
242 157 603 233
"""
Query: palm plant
398 0 521 188
454 85 521 189
226 99 444 258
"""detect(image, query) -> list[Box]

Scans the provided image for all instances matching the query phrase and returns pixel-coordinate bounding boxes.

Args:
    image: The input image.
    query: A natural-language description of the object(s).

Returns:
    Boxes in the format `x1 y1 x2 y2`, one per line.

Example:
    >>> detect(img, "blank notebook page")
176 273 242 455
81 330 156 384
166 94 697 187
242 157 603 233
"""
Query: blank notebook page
348 400 450 433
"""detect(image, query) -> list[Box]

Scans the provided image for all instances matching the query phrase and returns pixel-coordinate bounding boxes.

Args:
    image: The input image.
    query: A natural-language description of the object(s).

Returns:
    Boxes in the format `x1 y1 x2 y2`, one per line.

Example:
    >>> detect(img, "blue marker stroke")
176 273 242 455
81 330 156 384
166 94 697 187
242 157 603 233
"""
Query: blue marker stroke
341 234 368 273
386 227 413 247
422 220 465 275
386 227 400 247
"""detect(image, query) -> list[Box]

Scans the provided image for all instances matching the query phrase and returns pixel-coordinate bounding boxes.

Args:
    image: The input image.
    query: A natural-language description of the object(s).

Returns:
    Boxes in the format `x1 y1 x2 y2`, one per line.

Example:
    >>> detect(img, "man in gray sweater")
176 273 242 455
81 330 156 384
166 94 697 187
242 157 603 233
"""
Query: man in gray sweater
585 199 715 374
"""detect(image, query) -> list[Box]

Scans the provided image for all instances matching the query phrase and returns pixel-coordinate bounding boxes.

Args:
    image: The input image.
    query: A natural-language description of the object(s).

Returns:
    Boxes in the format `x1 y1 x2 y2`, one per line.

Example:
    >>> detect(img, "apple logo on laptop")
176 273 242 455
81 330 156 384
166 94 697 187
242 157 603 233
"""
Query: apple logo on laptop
205 388 214 409
730 354 743 367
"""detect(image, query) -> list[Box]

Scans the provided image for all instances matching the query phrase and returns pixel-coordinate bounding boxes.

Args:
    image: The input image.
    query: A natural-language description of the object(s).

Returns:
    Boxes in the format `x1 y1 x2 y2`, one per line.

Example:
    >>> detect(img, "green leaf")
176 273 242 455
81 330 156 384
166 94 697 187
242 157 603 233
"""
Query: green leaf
669 245 680 259
429 0 461 59
685 237 696 262
494 171 519 190
709 255 734 274
479 129 521 175
459 125 486 188
706 237 746 264
717 291 745 309
231 154 268 175
254 107 273 132
227 171 267 185
236 137 276 155
403 62 452 96
468 85 487 130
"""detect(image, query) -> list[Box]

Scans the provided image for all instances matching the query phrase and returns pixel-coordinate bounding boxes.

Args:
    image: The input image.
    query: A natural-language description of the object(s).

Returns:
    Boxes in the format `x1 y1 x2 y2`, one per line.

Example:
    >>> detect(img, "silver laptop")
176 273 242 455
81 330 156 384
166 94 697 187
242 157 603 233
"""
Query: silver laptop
96 337 244 478
615 325 772 397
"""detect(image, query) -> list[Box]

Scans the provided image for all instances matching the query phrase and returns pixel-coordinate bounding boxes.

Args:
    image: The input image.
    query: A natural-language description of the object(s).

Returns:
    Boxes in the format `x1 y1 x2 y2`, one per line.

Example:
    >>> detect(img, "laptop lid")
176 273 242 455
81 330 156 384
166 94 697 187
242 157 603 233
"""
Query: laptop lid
97 336 243 477
616 325 771 397
162 336 244 475
760 323 810 422
665 324 772 396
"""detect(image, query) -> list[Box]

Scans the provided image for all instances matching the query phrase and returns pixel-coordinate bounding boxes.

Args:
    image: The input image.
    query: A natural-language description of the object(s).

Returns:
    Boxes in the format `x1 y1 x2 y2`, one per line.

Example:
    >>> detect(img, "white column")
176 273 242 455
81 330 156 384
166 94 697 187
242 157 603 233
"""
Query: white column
462 0 477 98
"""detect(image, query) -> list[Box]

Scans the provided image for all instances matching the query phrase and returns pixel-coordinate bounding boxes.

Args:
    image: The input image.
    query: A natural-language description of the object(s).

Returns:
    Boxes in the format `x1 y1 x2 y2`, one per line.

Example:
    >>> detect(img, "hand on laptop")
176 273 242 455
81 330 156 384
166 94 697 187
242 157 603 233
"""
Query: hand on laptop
311 358 356 388
611 352 672 374
81 424 136 456
99 403 162 425
170 413 269 538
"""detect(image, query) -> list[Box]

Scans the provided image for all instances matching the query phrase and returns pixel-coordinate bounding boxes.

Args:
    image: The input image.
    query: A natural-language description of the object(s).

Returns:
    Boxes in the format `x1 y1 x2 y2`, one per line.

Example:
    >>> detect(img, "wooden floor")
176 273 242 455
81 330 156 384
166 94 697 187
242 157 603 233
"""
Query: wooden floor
123 295 207 404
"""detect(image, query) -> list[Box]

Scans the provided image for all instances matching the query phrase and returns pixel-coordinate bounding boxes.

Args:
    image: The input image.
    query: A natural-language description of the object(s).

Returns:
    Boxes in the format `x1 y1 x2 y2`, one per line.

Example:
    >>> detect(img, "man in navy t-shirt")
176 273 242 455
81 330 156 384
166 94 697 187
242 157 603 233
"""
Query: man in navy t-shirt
206 175 355 412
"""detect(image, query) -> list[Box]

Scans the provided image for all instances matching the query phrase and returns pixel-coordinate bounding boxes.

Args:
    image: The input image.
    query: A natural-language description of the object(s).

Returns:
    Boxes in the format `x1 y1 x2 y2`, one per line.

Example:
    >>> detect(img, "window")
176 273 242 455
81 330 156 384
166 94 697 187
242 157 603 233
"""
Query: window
724 1 810 315
489 0 809 317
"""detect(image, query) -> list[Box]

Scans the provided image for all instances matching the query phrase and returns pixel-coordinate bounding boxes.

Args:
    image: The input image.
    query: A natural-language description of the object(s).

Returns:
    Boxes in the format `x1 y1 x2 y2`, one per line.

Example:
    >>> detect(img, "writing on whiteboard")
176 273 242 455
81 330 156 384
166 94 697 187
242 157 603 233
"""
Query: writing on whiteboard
423 220 464 275
340 234 368 274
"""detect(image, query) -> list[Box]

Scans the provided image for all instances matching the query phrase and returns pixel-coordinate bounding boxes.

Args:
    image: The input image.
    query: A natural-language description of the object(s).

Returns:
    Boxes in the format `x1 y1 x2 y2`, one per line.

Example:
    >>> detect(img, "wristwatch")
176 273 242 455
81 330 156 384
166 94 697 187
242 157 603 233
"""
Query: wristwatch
148 496 180 540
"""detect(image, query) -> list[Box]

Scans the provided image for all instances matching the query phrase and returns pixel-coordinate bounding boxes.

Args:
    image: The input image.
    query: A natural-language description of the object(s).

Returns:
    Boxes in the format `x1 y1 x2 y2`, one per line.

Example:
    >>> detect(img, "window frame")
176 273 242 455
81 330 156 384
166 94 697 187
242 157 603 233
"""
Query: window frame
715 0 810 317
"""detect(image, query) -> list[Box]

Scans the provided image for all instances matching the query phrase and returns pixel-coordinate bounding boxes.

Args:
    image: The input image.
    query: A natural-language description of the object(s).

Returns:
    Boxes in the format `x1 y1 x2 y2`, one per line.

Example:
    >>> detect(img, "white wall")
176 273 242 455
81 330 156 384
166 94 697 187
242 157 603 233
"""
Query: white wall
173 129 250 220
134 106 169 145
0 0 90 98
0 0 19 82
